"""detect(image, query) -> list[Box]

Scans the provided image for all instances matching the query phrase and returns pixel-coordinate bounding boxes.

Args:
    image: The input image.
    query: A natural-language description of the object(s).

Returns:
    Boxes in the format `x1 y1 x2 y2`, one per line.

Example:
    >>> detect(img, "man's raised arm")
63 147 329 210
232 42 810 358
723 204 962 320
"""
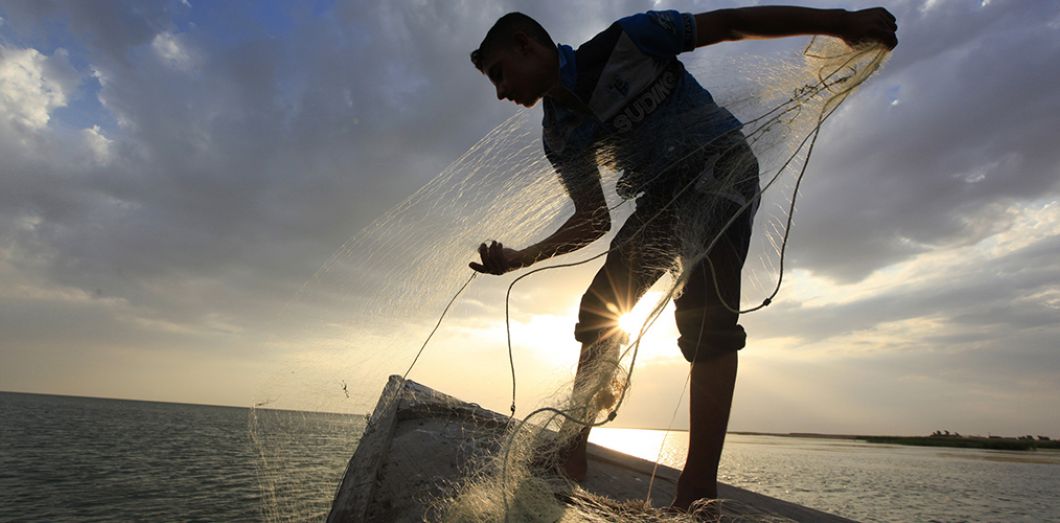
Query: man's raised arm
693 6 897 49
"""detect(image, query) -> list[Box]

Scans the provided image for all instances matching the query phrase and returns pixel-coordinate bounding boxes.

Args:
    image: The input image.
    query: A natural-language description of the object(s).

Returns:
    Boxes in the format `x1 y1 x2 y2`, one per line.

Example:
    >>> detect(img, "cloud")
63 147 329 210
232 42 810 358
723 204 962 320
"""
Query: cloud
151 32 196 71
0 45 78 130
0 0 1057 434
1 0 537 348
0 0 170 63
784 0 1060 282
81 125 113 163
748 199 1060 340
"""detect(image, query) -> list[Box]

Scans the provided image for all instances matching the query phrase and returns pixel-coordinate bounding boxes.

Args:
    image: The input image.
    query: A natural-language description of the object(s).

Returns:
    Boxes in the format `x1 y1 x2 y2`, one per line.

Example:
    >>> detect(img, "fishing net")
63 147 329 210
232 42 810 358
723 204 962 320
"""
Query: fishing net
255 36 890 522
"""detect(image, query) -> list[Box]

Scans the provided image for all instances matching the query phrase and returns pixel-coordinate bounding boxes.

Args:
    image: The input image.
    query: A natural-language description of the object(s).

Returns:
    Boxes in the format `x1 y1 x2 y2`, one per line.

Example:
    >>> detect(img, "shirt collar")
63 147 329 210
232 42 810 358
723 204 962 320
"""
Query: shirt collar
557 44 577 91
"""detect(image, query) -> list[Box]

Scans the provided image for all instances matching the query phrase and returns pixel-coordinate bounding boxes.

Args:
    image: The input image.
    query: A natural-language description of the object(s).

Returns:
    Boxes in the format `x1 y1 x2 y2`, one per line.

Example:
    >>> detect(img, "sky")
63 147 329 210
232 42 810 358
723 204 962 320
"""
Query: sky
0 0 1058 437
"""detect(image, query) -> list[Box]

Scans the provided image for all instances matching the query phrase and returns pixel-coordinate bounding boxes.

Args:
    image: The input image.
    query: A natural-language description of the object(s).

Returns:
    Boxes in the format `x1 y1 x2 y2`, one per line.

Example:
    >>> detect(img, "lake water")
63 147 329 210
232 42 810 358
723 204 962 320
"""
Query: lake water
2 392 1057 522
590 428 1060 523
0 392 358 522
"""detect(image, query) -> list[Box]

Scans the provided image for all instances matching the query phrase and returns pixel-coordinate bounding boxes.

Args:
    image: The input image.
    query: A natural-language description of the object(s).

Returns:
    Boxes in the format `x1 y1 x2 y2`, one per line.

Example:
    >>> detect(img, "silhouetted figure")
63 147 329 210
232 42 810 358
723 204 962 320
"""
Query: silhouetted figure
468 5 896 510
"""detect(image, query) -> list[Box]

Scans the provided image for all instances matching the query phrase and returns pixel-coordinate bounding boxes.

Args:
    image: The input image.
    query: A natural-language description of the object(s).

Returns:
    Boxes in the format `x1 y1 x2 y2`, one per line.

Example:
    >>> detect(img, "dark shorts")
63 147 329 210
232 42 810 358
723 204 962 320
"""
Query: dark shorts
574 135 759 362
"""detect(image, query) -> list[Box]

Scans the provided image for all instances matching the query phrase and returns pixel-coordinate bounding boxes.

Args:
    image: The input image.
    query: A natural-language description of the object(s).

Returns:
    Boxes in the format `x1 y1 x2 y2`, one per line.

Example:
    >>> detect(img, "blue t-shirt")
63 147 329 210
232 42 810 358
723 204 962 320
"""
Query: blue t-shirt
542 11 743 200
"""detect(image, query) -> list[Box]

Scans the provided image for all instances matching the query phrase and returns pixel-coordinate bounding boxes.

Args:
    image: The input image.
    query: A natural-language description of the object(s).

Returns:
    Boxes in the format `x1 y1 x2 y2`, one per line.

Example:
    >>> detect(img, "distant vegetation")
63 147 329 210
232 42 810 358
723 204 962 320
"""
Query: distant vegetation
863 431 1060 451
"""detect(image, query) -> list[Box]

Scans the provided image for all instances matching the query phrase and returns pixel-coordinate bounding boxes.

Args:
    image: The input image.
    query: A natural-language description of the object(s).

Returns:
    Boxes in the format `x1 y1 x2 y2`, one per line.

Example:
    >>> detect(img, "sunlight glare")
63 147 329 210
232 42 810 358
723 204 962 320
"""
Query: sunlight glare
618 291 664 337
588 427 686 467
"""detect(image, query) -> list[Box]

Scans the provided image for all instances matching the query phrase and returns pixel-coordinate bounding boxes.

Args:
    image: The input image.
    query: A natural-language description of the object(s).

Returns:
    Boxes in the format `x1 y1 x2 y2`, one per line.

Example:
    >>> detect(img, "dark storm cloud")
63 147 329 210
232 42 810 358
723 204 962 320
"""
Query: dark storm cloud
0 1 500 330
1 0 1058 432
1 0 1054 324
748 227 1060 342
787 0 1060 281
0 0 171 60
0 0 680 333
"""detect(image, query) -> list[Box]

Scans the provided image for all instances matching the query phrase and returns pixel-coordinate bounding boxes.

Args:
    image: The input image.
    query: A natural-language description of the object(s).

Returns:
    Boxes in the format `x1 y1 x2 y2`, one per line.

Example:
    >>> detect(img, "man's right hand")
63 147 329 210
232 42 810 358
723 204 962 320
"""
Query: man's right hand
469 240 524 275
840 7 898 49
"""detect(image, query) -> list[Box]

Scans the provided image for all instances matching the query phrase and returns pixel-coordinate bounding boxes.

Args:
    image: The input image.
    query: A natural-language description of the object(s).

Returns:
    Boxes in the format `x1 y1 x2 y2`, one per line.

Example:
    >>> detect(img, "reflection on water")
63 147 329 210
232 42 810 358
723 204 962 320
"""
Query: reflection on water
591 428 1060 523
933 451 1060 466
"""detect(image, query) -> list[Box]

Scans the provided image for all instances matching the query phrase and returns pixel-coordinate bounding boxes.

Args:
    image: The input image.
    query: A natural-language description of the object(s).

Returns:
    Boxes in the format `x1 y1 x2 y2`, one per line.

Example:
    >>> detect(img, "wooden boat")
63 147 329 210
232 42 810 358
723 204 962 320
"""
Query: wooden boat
328 375 856 522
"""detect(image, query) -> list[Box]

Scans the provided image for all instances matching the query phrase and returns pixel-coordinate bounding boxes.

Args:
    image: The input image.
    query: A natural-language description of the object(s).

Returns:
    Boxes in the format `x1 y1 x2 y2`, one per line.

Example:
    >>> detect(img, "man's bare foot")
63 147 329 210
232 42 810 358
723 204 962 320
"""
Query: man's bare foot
661 504 719 520
671 482 717 511
668 494 721 522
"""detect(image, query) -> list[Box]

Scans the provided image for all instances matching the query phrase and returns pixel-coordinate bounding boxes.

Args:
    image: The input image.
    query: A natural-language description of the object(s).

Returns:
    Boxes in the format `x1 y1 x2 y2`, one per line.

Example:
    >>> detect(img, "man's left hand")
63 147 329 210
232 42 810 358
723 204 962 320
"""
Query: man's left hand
469 240 523 275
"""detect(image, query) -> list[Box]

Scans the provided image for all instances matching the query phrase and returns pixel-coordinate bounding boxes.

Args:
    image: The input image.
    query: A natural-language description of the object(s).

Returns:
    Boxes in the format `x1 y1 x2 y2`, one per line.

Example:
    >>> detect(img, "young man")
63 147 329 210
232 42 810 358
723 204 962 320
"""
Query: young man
468 6 896 510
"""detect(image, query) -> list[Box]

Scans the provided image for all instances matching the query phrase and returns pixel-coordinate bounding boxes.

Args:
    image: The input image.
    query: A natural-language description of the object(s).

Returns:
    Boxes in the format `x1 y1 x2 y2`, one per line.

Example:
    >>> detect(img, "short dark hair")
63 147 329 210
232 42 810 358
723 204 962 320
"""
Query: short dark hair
470 12 554 71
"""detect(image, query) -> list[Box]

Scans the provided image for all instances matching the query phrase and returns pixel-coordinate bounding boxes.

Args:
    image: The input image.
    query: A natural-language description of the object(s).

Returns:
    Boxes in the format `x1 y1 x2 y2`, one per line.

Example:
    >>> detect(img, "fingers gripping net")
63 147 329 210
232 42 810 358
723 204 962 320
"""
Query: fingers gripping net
284 38 888 522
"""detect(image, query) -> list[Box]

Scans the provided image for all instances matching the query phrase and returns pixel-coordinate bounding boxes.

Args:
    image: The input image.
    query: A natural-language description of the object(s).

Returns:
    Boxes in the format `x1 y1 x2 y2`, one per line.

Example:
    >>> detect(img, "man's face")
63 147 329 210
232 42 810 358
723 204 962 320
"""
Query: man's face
480 42 551 108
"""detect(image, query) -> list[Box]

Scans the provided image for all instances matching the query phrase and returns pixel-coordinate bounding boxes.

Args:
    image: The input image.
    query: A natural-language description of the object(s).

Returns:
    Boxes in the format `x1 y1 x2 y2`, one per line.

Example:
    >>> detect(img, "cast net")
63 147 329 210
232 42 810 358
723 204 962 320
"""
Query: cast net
253 37 890 522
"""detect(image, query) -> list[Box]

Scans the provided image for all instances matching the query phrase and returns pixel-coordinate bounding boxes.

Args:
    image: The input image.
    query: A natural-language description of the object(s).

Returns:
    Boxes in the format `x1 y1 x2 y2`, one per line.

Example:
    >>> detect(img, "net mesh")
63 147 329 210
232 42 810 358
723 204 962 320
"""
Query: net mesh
255 37 890 522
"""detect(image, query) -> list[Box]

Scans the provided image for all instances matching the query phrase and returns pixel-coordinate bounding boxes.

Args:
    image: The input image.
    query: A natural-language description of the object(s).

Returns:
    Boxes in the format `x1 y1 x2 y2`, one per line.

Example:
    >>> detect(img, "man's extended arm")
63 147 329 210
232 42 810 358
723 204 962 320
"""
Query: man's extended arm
470 179 610 275
694 6 897 49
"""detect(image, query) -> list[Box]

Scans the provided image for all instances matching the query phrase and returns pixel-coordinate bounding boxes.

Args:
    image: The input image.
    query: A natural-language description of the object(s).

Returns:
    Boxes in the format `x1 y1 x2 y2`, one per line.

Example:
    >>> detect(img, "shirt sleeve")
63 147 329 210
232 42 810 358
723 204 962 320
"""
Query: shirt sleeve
616 10 697 58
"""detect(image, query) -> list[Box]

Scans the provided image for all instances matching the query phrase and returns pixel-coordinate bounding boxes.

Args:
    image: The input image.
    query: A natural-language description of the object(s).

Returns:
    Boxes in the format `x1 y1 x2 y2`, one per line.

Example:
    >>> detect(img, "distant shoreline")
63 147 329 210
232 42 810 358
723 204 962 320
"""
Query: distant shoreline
0 390 352 416
729 431 1060 451
730 431 860 440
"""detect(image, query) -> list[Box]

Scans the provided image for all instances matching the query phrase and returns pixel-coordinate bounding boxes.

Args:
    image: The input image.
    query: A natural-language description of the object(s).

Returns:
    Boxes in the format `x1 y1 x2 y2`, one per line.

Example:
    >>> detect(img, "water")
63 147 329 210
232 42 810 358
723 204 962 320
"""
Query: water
0 392 362 522
3 392 1058 522
591 428 1060 523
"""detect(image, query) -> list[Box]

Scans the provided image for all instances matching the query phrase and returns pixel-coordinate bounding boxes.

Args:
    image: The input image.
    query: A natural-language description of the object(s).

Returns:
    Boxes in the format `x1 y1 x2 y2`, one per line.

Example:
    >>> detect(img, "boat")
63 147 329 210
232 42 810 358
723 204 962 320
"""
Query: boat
327 375 856 522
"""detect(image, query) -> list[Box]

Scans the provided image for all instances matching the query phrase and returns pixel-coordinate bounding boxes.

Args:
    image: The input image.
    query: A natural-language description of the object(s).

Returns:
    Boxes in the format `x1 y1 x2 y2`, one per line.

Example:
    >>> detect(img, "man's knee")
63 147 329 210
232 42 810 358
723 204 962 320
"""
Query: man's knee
677 328 746 362
574 293 629 347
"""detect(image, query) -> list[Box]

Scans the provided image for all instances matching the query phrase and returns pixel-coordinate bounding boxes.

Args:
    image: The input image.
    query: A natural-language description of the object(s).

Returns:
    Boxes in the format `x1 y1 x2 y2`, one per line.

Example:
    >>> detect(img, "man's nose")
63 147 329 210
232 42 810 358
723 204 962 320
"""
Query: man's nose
495 84 507 101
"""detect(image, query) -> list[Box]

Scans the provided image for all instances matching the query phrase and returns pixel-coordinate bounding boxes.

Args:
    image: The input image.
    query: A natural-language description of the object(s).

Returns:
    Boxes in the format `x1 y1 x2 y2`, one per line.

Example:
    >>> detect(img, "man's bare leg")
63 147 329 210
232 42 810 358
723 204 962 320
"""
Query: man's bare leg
560 426 590 481
560 339 620 481
672 350 738 509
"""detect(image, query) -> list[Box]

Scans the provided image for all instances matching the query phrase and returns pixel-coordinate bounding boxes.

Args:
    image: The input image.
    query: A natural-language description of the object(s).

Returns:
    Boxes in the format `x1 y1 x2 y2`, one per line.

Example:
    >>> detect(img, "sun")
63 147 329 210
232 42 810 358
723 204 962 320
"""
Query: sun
611 291 687 363
617 291 665 339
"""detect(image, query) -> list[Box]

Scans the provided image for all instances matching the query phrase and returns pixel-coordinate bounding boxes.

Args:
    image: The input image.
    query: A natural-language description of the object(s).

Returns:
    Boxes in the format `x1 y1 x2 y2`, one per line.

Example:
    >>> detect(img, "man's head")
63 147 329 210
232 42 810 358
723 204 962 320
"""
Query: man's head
470 12 558 107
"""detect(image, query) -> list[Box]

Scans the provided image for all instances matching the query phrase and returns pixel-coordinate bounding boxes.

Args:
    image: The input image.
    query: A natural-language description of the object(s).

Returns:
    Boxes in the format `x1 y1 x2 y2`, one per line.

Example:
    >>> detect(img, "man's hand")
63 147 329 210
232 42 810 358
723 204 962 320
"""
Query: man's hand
469 240 524 275
840 7 898 49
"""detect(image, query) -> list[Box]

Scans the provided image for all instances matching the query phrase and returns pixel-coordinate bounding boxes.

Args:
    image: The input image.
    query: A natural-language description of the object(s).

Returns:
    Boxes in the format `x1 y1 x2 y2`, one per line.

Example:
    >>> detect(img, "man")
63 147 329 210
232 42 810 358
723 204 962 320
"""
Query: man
468 6 896 510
